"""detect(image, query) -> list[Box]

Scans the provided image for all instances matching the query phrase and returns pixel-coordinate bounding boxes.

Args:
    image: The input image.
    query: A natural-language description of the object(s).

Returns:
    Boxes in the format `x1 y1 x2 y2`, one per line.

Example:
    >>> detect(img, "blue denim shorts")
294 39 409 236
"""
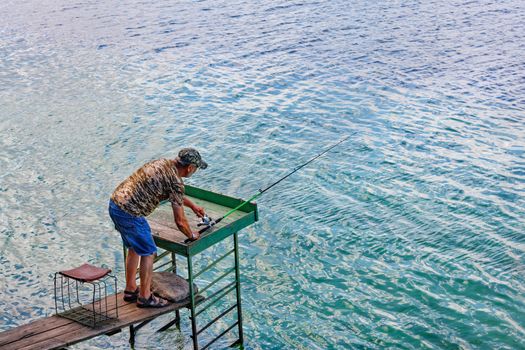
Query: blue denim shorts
108 200 156 256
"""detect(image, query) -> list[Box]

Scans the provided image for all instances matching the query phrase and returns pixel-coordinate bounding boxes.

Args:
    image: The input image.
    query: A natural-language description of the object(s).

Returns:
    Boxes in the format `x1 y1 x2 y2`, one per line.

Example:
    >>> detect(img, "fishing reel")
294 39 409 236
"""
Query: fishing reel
197 214 214 228
185 215 215 244
197 214 221 234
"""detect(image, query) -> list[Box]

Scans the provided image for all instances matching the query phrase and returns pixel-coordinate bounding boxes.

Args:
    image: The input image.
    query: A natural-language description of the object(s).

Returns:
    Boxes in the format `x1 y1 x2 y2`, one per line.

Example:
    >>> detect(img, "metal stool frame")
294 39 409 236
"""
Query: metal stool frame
54 270 118 328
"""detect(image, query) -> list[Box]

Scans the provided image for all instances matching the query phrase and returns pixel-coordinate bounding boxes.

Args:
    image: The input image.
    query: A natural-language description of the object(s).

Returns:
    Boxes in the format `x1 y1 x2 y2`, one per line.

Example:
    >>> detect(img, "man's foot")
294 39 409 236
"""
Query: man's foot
123 287 139 302
136 294 170 308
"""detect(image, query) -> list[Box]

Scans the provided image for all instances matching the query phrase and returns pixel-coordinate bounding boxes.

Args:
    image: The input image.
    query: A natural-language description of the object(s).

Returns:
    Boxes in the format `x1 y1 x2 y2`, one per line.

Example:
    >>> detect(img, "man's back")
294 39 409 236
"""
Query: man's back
111 158 184 217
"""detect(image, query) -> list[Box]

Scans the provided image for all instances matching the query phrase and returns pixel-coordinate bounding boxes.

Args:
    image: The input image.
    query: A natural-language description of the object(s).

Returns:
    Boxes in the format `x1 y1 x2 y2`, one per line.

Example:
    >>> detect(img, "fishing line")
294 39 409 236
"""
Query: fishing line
197 135 352 235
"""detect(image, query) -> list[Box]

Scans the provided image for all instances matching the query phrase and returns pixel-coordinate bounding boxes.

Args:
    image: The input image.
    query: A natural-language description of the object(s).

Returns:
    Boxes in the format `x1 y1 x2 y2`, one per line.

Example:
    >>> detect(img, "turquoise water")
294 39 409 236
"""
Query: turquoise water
1 0 524 349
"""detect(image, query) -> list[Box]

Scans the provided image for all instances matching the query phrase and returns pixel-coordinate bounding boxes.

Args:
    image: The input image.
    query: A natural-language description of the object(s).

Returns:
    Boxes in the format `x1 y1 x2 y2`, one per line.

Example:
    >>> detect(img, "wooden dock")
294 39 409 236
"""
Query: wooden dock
0 292 189 350
0 185 257 349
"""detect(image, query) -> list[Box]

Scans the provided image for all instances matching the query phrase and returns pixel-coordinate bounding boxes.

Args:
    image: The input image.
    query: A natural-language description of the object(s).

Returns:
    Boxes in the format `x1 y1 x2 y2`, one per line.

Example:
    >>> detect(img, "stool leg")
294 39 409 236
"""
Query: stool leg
75 280 80 305
54 273 58 314
60 275 65 311
67 277 72 309
114 275 119 318
91 283 97 327
101 280 108 320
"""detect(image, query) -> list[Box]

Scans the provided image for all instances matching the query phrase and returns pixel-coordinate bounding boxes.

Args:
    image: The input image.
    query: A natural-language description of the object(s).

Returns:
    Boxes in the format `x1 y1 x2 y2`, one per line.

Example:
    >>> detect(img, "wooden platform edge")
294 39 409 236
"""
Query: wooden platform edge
0 292 194 350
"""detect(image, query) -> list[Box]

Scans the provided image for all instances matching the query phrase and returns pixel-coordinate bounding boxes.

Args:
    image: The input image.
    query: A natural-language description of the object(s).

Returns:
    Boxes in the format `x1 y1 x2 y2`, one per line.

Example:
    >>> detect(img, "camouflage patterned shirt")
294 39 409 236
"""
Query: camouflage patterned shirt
111 158 184 217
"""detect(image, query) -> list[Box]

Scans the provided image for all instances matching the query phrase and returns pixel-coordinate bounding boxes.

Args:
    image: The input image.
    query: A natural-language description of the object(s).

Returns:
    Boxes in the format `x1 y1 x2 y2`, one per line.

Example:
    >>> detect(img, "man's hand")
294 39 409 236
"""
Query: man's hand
190 231 201 241
191 205 205 218
183 197 206 218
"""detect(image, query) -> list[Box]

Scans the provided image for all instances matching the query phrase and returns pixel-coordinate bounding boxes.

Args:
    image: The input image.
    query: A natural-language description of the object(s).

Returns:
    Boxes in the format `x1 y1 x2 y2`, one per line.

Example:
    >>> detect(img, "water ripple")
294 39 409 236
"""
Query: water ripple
1 0 525 348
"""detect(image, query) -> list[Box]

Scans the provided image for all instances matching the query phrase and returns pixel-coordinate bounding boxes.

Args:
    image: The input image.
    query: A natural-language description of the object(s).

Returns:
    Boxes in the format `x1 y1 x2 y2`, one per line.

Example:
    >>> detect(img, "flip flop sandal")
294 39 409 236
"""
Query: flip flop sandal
123 288 139 302
137 295 170 308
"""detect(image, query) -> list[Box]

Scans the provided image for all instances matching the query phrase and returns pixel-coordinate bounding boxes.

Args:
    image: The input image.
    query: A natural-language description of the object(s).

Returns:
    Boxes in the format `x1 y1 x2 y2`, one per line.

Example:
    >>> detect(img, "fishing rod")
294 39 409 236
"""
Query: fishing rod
196 135 351 235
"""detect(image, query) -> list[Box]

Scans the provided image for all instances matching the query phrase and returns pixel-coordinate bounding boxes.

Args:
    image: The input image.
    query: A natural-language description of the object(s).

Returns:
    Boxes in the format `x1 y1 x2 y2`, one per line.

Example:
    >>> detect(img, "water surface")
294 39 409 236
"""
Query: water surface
1 0 524 349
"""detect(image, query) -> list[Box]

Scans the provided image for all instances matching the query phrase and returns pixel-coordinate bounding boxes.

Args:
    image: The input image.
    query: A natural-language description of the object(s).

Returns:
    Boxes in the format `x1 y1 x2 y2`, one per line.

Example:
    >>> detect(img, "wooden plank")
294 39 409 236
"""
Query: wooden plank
0 291 126 347
150 210 252 257
148 200 247 245
147 187 258 257
8 300 170 350
2 295 128 350
0 292 192 350
56 300 190 349
12 320 85 350
150 220 188 245
9 303 183 350
0 317 71 347
17 337 68 350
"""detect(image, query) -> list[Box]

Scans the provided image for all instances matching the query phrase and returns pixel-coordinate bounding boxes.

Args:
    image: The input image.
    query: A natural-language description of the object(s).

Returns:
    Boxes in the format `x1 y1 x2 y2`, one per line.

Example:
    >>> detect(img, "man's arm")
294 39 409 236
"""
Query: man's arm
183 197 205 217
172 202 199 240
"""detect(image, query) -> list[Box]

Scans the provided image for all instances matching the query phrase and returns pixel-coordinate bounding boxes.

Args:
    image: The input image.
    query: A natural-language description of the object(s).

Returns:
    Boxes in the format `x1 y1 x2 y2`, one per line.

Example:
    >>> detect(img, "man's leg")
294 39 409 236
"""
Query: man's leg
139 254 154 299
125 249 140 292
137 253 168 306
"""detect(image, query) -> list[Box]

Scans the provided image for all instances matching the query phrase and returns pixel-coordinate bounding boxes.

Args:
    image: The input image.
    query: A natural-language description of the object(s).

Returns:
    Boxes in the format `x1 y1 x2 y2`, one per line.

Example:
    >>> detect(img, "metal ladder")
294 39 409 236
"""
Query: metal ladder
125 231 244 349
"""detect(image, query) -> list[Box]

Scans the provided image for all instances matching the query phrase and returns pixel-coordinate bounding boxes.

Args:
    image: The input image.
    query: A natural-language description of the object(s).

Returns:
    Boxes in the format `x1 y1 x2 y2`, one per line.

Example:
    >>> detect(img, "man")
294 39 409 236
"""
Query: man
108 148 207 308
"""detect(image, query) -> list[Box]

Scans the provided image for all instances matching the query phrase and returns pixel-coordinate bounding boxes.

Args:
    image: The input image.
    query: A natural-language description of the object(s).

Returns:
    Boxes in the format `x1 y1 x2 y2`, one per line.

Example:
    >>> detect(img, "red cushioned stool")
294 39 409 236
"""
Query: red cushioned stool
54 263 118 327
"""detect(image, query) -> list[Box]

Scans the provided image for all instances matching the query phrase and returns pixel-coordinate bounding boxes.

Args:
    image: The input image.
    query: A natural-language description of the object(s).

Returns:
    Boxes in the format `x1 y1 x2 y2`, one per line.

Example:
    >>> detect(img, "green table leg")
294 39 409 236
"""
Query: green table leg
233 232 244 347
188 255 198 349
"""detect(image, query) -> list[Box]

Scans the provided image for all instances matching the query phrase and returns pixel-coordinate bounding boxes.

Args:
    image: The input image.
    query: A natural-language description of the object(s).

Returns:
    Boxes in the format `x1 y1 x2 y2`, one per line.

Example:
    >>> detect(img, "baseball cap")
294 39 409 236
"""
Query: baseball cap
178 148 208 169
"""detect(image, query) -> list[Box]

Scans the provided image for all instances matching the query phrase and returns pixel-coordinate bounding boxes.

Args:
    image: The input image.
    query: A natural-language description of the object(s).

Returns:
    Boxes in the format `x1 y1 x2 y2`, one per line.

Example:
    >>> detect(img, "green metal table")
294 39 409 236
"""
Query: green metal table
125 185 258 350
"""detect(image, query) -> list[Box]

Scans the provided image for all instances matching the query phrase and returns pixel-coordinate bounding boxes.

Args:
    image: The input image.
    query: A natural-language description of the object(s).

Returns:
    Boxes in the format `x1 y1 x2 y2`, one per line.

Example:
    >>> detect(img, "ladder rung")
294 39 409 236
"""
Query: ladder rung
154 250 171 262
201 321 239 350
194 249 235 279
153 260 173 271
196 304 237 336
198 268 235 295
195 282 236 317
